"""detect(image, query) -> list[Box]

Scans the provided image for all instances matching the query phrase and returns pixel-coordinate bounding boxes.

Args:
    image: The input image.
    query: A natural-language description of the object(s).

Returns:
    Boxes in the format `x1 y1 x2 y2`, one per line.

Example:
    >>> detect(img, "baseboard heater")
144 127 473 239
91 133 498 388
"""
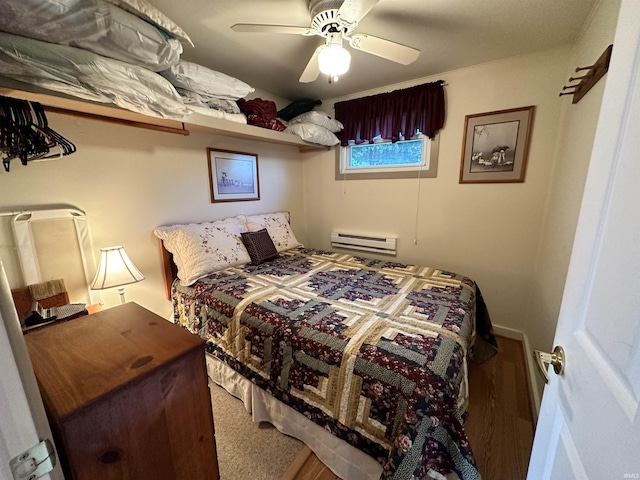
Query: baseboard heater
330 231 397 256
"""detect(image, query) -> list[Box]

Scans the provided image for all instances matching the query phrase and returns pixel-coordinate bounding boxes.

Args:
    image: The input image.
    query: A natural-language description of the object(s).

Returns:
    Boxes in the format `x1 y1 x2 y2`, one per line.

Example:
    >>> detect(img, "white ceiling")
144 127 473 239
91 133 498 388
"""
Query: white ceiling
148 0 598 101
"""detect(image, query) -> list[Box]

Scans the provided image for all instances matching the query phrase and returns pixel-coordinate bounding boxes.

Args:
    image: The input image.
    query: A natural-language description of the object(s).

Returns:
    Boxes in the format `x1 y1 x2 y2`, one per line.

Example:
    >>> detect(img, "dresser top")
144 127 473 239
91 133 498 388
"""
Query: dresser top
25 302 205 419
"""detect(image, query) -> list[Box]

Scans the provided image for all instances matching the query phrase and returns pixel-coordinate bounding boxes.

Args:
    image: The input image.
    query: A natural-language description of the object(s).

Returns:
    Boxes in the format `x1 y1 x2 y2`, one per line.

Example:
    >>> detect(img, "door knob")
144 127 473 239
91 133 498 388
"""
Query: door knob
534 345 565 384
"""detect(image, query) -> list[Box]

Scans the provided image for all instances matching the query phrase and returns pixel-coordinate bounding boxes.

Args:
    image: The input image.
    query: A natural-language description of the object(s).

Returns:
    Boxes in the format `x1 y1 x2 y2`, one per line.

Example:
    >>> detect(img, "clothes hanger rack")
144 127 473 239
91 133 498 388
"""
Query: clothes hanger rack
560 44 613 104
0 94 76 172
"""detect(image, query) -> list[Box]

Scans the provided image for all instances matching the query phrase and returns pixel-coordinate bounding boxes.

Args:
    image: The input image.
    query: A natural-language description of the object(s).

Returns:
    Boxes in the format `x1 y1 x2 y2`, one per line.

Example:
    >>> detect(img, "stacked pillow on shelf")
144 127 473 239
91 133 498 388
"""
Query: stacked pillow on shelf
0 32 190 119
0 0 185 71
102 0 193 48
0 0 193 118
0 0 253 123
0 0 331 134
284 110 343 146
160 60 254 122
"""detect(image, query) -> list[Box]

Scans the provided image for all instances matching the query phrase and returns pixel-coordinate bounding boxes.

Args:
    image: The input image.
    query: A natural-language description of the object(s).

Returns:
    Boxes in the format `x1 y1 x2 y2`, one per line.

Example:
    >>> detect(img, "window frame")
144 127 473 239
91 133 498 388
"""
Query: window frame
334 135 439 180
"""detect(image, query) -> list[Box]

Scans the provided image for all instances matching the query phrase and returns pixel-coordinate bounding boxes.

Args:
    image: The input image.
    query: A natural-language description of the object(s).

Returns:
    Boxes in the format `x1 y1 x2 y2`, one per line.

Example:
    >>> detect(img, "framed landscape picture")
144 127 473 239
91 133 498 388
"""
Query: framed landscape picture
207 148 260 202
459 106 535 183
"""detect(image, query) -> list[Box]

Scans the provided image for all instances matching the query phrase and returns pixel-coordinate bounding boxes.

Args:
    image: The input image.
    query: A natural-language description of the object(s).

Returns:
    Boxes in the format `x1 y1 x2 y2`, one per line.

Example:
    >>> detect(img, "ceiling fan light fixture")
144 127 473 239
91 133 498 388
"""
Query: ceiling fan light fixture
318 43 351 77
234 0 422 85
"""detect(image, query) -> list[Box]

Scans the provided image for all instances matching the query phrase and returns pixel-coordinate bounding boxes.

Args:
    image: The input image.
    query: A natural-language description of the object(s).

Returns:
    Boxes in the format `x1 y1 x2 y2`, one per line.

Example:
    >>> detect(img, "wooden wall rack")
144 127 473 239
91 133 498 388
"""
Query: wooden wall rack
560 44 613 104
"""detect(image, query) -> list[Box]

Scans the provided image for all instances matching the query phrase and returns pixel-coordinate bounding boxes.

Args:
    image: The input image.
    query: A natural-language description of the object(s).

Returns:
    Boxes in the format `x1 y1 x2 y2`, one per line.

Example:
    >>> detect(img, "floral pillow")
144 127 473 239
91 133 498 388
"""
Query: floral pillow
153 217 250 285
240 212 301 253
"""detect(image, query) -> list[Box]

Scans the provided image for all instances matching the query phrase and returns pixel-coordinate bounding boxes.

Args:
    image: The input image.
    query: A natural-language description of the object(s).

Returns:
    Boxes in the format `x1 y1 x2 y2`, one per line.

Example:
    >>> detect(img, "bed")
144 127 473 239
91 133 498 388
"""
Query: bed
155 212 496 480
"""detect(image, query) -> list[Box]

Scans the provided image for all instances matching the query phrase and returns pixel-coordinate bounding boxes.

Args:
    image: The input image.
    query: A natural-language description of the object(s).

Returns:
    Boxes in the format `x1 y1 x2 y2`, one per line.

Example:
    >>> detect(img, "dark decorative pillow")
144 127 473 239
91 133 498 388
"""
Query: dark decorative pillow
241 228 278 265
277 98 322 121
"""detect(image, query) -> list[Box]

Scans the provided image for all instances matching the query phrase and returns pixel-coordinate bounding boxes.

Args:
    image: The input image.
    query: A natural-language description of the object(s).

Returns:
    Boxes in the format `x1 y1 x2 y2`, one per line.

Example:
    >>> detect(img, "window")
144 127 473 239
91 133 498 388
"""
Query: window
335 135 439 180
333 81 445 180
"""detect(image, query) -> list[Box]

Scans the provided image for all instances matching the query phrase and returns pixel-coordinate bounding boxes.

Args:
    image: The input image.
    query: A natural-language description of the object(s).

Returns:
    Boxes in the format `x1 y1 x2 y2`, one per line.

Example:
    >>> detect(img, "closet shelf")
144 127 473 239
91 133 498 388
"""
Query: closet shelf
0 85 325 152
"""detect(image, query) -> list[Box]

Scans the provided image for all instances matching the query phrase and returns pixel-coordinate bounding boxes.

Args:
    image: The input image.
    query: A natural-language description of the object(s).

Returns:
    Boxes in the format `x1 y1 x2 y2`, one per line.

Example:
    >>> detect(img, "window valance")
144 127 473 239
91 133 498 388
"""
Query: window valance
334 81 445 147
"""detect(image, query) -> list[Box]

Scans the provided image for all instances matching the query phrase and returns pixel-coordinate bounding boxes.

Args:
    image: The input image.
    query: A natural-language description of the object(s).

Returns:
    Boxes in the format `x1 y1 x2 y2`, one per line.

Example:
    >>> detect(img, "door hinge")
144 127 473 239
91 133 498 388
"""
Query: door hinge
9 439 56 480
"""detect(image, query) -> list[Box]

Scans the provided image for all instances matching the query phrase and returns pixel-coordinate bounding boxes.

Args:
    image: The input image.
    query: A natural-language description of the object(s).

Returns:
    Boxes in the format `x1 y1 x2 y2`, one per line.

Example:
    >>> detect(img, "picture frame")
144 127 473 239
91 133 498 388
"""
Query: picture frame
207 148 260 202
459 106 535 184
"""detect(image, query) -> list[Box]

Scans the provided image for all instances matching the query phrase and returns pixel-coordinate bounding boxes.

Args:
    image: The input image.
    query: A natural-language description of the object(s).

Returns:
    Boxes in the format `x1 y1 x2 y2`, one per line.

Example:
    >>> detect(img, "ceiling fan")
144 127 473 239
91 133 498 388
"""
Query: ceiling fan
231 0 420 83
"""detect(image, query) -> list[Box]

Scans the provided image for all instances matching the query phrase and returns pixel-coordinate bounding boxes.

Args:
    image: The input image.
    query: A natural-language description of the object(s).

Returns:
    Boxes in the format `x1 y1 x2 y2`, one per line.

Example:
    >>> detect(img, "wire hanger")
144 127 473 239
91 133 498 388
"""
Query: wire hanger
0 100 48 170
0 95 76 172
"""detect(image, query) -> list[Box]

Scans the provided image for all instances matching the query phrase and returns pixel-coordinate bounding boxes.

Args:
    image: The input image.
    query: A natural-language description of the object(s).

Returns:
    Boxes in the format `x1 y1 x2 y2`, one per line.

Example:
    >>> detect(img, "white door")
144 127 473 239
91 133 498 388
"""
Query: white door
527 1 640 478
0 260 63 480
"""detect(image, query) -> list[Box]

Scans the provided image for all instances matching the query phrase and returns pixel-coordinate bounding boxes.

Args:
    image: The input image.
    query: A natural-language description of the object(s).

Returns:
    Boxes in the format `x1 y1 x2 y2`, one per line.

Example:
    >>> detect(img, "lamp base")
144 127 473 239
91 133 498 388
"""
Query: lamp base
116 286 126 304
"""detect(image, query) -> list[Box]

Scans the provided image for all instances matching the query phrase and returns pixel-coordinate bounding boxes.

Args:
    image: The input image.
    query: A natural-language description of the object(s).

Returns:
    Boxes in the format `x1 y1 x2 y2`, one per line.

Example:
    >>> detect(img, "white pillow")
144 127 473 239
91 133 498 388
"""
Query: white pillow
284 123 340 147
160 60 255 101
104 0 194 47
153 218 250 285
241 212 301 253
288 111 344 133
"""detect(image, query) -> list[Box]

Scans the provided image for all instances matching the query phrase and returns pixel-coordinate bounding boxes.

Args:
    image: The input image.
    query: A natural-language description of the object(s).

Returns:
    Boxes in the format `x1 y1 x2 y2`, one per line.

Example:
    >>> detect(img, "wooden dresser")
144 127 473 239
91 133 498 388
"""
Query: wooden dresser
24 302 219 480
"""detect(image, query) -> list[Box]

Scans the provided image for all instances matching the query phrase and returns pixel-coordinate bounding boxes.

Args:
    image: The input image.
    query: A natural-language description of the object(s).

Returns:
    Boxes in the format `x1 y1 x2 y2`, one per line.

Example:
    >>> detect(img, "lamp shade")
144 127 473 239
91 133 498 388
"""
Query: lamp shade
318 44 351 76
91 246 144 290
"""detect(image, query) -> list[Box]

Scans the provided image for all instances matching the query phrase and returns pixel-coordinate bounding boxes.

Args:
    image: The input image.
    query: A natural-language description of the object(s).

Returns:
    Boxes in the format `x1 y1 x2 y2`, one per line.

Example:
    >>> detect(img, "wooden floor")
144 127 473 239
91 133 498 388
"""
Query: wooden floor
465 336 535 479
281 336 535 480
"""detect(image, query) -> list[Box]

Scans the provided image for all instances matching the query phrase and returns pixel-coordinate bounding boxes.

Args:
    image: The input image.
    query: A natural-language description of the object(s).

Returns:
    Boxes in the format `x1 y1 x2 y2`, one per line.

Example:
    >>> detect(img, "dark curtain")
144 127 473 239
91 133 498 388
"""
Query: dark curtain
334 81 445 147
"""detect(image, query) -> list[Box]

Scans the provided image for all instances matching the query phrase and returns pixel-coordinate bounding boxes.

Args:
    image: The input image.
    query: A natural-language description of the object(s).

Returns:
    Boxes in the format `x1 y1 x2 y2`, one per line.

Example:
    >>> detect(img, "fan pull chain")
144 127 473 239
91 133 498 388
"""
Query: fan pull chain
413 163 423 246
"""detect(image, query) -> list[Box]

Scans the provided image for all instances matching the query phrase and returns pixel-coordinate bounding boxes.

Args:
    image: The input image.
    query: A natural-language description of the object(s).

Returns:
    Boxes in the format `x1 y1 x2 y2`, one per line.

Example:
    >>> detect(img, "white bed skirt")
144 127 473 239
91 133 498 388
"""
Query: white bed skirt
205 354 383 480
204 354 470 480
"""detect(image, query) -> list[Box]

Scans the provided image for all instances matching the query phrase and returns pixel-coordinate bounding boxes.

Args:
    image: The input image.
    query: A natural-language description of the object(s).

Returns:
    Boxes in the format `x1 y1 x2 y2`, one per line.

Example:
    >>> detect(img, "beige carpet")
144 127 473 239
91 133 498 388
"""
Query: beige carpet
209 380 305 480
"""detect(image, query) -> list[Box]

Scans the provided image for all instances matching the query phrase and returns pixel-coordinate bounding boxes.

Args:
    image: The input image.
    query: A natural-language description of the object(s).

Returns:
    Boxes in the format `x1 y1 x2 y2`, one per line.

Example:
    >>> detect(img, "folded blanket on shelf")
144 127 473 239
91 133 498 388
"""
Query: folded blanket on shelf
0 32 190 119
161 60 254 101
187 104 247 124
238 98 286 131
176 88 241 114
0 0 182 71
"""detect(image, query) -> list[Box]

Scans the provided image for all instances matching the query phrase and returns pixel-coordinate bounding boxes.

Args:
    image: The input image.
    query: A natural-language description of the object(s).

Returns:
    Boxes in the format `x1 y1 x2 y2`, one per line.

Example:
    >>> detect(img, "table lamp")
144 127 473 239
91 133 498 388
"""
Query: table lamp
91 246 144 304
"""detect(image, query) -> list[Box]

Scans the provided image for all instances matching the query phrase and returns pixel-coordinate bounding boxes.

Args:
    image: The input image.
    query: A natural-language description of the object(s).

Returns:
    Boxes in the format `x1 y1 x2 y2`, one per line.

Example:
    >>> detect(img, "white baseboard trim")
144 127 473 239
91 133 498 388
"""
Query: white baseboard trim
492 324 524 340
492 324 542 420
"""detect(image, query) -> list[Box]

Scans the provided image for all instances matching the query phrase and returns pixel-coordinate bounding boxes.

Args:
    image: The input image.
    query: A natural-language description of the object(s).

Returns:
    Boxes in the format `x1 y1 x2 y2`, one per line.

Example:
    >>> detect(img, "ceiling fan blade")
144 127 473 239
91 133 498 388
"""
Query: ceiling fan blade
299 46 323 83
337 0 380 25
349 33 420 65
231 24 315 36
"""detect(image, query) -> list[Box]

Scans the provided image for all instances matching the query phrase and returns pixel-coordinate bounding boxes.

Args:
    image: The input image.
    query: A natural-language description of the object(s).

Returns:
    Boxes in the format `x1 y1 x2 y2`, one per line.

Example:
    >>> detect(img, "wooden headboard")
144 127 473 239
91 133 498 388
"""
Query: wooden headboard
159 239 178 300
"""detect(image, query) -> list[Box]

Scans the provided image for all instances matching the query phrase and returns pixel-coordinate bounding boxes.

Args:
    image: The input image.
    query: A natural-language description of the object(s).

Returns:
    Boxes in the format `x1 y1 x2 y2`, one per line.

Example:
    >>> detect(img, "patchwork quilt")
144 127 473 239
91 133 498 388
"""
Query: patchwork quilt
172 247 491 480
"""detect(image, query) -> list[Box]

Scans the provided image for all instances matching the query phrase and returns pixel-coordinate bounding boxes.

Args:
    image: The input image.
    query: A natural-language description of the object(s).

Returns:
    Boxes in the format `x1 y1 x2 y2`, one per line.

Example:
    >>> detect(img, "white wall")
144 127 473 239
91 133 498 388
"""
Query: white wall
0 114 307 319
301 46 572 337
524 0 621 404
